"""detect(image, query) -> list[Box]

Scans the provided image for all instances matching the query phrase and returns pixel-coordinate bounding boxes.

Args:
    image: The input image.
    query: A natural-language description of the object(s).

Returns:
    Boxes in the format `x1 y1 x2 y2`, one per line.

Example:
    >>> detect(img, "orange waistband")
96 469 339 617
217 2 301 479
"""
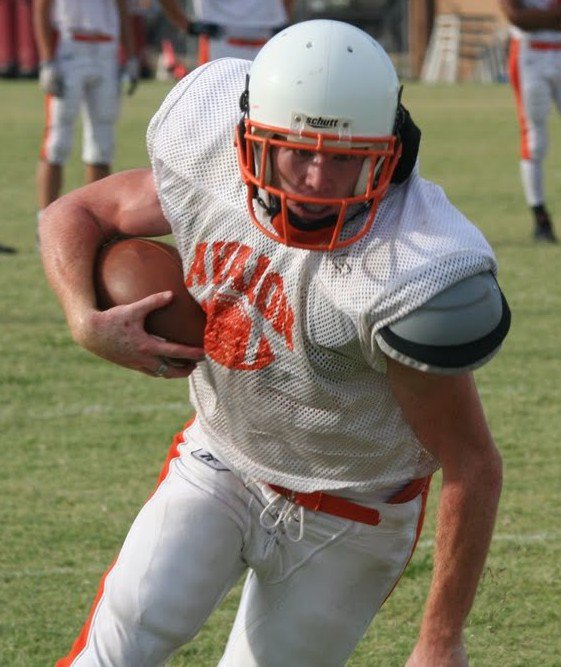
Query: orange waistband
529 40 561 50
269 476 430 527
227 37 268 47
72 32 114 43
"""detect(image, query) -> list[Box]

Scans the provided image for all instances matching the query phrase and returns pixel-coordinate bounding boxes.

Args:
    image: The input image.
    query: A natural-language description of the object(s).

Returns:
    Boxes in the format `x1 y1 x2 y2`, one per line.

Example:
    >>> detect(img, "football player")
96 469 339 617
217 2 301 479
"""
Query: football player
154 0 294 68
501 0 561 242
34 0 139 216
40 20 510 667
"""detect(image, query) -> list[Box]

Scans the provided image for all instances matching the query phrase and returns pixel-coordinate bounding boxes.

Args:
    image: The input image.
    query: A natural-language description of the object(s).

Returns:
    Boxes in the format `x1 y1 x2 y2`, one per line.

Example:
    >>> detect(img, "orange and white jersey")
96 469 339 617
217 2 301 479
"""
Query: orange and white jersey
51 0 121 40
191 0 287 31
508 0 561 43
147 58 497 494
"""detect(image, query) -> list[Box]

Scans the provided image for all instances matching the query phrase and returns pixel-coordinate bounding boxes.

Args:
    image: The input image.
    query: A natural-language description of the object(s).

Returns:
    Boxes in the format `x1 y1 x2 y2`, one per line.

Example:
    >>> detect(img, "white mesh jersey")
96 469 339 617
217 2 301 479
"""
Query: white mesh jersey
147 58 497 493
51 0 120 40
191 0 287 30
508 0 561 43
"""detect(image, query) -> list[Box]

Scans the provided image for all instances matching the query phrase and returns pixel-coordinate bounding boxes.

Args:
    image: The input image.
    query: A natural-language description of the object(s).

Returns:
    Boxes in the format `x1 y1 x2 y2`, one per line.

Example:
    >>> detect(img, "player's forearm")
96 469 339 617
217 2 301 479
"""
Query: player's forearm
418 457 502 647
40 198 109 341
41 171 170 338
115 0 136 59
33 0 56 62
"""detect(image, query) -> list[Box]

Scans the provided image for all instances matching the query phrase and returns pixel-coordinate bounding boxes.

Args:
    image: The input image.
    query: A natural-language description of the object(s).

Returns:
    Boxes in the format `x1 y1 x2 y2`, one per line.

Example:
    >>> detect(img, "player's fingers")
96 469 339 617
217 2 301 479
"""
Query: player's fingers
141 359 197 379
152 340 206 362
164 361 198 378
131 290 175 316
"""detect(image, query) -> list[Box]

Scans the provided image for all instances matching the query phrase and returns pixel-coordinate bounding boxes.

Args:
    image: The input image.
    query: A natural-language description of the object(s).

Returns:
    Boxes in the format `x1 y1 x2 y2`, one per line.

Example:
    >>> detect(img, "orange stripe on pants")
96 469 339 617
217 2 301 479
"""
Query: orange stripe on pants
39 94 54 160
381 475 432 606
508 39 532 160
55 418 195 666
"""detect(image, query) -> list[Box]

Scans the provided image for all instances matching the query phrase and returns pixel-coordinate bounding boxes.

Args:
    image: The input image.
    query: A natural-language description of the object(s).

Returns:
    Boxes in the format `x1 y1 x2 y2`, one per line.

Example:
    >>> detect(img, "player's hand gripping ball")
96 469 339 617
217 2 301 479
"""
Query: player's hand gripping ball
95 238 206 347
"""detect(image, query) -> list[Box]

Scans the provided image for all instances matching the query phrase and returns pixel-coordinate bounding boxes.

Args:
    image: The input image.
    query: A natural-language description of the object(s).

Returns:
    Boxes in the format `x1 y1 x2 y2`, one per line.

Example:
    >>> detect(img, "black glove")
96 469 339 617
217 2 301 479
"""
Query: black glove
188 21 222 38
120 57 140 96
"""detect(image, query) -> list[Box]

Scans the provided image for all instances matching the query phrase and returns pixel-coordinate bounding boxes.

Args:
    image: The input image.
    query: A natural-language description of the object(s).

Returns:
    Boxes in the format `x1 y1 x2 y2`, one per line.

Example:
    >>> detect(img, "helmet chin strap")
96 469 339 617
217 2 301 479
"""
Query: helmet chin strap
391 103 421 184
257 193 368 232
287 210 338 231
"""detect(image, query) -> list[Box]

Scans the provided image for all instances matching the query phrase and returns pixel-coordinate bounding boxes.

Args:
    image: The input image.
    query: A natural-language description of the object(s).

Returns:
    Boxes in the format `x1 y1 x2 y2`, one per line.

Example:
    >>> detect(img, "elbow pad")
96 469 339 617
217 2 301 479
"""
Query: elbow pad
375 272 511 374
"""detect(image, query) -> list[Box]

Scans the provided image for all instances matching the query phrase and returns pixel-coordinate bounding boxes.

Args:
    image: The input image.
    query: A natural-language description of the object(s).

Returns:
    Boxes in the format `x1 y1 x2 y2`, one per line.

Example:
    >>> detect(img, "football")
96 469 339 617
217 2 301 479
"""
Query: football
95 237 206 347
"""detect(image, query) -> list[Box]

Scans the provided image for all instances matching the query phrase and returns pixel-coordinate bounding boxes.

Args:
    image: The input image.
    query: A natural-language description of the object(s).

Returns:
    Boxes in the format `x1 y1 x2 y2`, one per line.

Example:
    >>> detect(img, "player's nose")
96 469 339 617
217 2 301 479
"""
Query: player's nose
304 154 333 193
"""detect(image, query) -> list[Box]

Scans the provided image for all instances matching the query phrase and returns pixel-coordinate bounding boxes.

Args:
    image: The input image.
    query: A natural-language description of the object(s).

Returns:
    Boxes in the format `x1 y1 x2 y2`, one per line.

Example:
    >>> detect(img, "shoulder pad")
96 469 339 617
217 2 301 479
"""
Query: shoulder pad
375 272 511 374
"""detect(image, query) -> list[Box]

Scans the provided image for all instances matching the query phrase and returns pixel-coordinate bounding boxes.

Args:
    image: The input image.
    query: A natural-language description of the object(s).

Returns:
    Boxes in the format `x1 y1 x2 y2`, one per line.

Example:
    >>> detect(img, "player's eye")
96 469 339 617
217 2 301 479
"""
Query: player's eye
333 153 358 163
291 148 311 159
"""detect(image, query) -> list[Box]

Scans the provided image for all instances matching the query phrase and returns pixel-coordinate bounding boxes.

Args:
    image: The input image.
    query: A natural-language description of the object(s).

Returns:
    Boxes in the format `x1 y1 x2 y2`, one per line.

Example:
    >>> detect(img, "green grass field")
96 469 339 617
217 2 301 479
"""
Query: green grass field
1 79 560 666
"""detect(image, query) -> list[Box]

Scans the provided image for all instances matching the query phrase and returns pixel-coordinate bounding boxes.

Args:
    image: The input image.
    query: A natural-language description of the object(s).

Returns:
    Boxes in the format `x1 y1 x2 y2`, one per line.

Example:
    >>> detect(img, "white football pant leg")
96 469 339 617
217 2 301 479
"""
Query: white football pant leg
71 451 248 666
81 42 120 165
218 490 424 667
41 39 85 164
518 46 551 206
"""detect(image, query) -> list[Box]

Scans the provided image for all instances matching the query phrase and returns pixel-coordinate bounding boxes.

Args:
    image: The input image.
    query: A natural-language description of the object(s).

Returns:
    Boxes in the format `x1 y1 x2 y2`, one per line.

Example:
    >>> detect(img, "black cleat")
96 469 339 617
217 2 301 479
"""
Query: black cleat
532 205 558 243
0 243 17 254
533 222 558 243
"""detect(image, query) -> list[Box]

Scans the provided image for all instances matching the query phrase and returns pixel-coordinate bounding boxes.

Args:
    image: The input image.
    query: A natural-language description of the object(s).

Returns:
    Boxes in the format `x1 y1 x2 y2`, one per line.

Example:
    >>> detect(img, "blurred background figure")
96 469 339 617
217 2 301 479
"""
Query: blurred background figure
126 0 190 78
156 0 191 79
189 0 295 65
124 0 157 78
33 0 139 219
0 0 38 78
500 0 561 243
148 0 294 81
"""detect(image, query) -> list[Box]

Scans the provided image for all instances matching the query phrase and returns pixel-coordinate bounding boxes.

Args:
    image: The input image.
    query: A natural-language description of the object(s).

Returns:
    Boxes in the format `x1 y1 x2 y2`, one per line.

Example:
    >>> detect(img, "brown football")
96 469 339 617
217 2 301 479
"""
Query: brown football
95 237 206 347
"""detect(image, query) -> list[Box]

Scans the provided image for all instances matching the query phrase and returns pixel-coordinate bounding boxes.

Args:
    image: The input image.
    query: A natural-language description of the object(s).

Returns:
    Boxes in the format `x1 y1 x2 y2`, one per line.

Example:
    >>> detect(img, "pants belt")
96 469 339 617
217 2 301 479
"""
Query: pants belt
227 37 268 47
72 32 114 43
268 477 430 527
529 41 561 50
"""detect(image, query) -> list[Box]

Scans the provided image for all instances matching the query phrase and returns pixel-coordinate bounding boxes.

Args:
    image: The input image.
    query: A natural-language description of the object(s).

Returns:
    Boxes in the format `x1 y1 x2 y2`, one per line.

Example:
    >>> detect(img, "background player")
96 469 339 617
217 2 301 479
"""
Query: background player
34 0 139 218
40 20 509 666
501 0 561 242
189 0 294 63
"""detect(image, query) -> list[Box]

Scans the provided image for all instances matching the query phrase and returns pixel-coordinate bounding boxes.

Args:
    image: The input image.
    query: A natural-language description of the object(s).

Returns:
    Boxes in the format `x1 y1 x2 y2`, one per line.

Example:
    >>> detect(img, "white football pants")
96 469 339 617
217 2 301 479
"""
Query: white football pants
509 38 561 206
59 422 427 667
40 38 120 166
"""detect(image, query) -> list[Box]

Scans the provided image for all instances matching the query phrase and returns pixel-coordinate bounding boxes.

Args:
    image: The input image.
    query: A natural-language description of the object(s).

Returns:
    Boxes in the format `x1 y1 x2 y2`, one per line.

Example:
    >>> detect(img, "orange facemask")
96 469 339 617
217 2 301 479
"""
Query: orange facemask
236 118 402 251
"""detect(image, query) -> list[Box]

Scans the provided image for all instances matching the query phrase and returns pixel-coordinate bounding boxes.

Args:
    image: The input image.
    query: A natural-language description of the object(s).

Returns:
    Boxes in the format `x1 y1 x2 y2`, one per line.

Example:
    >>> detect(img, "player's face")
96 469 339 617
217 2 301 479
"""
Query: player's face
270 146 365 221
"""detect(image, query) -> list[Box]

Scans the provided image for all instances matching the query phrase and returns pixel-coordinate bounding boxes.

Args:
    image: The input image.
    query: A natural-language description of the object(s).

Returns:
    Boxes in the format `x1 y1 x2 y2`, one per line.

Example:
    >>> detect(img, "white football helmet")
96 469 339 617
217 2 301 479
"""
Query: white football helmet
236 19 403 251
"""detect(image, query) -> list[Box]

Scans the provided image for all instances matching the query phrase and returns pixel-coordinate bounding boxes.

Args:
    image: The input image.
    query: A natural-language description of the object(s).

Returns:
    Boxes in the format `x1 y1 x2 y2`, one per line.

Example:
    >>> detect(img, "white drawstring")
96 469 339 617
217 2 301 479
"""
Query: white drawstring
259 492 306 542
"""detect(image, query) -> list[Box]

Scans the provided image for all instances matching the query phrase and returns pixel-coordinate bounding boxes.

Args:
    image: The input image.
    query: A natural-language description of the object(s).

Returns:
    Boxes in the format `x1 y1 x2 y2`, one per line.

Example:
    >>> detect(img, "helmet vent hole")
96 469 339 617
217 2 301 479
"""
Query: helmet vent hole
347 46 353 53
306 41 312 48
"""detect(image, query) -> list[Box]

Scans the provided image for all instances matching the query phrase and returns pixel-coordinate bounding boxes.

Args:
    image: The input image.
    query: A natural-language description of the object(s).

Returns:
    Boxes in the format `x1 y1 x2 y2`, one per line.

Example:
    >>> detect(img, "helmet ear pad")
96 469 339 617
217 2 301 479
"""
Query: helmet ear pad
391 104 421 184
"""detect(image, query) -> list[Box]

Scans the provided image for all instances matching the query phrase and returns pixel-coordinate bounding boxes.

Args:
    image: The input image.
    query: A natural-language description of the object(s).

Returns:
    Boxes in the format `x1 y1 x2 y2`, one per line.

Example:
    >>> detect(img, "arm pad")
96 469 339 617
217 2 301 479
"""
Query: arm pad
375 272 511 374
